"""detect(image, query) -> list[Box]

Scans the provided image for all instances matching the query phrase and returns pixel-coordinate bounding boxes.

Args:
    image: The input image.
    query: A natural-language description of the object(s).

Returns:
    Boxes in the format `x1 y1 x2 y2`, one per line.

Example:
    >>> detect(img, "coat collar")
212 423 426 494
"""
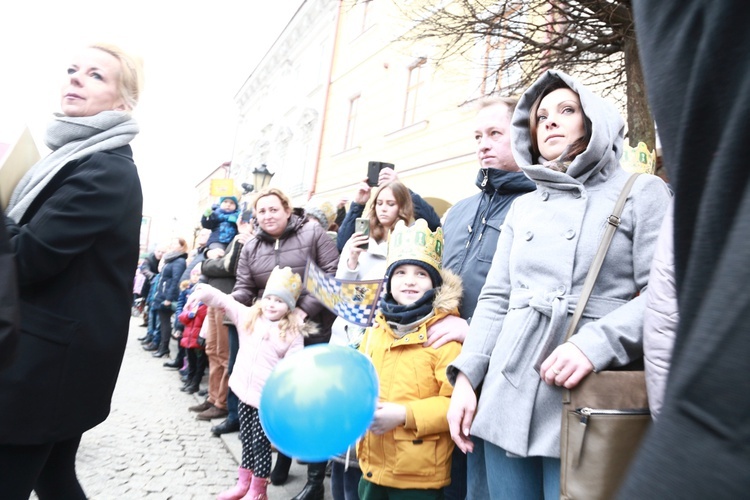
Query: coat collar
474 167 536 195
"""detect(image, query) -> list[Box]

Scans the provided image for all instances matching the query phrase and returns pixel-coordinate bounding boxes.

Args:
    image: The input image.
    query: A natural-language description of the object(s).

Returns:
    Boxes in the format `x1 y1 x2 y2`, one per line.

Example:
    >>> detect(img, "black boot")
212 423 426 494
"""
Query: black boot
153 332 170 358
173 345 186 366
163 358 182 369
142 341 158 351
180 382 199 394
211 418 240 436
180 368 200 394
291 461 326 500
152 348 169 358
270 452 292 486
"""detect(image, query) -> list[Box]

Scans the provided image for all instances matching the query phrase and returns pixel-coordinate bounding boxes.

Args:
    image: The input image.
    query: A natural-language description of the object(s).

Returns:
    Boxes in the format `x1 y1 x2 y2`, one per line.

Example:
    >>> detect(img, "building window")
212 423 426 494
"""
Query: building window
344 95 360 150
403 57 426 127
481 34 522 95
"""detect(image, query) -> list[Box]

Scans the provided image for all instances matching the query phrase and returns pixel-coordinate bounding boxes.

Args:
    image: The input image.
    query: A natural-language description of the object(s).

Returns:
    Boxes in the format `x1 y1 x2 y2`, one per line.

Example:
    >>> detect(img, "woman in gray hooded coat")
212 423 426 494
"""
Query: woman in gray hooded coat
446 70 671 498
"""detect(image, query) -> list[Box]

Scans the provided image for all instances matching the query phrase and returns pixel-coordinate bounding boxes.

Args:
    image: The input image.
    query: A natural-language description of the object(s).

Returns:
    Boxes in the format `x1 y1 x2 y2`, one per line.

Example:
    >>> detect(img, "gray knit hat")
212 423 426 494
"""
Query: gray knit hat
304 198 336 229
262 266 302 311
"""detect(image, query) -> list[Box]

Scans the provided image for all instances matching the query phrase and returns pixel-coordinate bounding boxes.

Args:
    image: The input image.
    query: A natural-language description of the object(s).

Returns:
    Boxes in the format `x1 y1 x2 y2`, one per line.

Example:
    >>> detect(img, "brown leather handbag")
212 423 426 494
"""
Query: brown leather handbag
559 173 651 500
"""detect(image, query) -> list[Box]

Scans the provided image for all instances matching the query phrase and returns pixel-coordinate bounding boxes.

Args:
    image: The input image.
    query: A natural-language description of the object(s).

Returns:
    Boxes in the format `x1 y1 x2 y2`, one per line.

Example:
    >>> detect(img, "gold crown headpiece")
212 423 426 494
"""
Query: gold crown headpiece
621 140 656 175
263 266 303 310
386 219 443 272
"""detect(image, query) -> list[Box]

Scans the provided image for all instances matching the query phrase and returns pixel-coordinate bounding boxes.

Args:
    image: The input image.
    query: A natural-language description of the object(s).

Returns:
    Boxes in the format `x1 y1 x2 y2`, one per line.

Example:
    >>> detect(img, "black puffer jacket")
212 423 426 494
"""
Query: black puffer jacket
442 168 535 321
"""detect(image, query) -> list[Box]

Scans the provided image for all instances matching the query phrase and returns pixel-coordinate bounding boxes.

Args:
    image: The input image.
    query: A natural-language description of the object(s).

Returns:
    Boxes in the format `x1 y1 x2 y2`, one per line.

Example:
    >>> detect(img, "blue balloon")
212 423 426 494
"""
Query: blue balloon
259 344 379 462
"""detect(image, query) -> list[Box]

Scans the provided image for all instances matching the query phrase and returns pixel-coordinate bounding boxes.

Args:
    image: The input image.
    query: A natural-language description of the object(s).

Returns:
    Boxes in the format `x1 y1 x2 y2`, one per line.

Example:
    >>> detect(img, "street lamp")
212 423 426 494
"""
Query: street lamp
240 164 275 194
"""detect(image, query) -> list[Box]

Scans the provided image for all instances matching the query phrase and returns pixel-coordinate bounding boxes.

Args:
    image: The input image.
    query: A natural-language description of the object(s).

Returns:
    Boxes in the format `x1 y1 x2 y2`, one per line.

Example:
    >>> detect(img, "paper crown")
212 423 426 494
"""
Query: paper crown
263 266 303 311
621 140 656 175
386 219 443 272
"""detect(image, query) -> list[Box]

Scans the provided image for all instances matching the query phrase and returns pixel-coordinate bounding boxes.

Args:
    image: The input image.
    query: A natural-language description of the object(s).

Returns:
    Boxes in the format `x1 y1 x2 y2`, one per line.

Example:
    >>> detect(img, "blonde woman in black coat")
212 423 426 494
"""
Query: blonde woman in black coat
0 43 143 499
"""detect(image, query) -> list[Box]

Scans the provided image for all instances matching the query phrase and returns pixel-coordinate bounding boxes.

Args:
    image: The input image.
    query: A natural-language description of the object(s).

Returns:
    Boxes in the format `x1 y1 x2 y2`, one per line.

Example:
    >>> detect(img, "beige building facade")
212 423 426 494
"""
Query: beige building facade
314 0 495 216
230 0 339 208
228 0 528 217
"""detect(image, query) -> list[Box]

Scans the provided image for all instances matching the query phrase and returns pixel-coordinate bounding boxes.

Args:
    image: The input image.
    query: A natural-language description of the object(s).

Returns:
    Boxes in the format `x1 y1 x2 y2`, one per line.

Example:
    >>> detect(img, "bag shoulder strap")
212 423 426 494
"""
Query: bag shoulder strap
563 173 641 342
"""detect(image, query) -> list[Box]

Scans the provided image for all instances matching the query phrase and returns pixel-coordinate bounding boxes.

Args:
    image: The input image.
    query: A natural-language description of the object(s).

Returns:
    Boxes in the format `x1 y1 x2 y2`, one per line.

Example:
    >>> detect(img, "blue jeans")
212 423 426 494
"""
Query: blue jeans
467 437 560 500
147 306 161 344
444 448 466 500
331 461 361 500
226 324 239 423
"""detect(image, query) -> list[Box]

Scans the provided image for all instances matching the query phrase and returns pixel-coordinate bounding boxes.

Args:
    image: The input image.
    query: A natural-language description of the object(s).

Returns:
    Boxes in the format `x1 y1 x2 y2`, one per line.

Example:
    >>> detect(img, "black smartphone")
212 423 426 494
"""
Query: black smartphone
367 161 395 187
355 217 370 250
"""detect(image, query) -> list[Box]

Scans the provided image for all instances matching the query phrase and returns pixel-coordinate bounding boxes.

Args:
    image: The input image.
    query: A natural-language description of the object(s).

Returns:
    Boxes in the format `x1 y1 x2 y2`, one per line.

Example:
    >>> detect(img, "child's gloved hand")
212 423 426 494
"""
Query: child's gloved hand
203 207 213 217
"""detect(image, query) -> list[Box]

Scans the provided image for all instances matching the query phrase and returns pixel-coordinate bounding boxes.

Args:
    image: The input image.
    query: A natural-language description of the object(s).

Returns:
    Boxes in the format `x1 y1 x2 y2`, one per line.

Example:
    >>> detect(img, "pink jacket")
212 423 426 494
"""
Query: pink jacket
189 284 303 407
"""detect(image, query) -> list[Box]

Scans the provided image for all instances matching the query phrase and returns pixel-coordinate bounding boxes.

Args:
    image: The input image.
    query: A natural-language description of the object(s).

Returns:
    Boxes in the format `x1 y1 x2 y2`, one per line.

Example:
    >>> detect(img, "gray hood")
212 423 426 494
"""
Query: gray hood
511 70 625 192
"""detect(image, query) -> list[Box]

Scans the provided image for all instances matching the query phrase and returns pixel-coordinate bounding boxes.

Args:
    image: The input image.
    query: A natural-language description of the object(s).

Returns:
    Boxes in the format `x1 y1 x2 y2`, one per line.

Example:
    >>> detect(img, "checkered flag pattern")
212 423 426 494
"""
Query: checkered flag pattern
304 260 384 327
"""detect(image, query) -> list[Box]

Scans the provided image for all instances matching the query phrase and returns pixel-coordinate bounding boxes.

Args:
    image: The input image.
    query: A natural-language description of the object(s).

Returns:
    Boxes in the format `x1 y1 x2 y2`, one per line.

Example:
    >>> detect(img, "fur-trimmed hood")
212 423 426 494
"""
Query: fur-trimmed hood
297 317 320 338
377 268 464 337
433 269 463 315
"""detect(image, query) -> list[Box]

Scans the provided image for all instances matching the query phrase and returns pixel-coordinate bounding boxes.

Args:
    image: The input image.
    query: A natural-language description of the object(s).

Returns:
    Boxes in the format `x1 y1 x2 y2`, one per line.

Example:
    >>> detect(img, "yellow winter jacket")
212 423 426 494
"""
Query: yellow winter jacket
357 271 464 490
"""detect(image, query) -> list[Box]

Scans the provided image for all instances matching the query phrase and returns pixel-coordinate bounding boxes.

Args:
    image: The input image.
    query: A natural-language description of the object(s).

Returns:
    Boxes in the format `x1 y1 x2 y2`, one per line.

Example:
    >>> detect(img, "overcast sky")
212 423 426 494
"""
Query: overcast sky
1 0 301 239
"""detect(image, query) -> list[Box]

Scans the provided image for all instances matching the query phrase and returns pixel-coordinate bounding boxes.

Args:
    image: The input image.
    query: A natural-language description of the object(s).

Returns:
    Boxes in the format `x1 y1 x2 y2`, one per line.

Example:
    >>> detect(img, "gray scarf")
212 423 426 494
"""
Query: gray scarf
6 110 139 222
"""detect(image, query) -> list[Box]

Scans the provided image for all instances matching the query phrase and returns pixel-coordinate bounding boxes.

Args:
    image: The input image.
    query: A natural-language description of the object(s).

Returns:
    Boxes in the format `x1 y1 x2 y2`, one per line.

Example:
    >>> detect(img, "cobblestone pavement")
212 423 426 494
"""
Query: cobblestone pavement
67 318 238 499
32 318 333 500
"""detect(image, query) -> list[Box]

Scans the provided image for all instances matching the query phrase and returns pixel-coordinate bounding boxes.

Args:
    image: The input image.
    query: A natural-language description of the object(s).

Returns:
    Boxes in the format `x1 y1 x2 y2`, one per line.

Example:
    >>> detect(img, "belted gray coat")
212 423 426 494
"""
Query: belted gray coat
447 70 671 458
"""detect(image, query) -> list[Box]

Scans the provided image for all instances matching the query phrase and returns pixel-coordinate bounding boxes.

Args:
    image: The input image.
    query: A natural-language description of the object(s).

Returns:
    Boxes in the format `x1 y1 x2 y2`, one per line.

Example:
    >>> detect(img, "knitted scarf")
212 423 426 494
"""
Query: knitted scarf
380 289 436 333
6 110 139 222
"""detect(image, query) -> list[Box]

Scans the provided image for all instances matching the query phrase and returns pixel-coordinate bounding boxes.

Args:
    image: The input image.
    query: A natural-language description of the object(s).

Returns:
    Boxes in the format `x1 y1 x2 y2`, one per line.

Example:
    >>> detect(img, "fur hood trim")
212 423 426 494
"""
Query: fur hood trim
299 318 320 338
433 269 463 314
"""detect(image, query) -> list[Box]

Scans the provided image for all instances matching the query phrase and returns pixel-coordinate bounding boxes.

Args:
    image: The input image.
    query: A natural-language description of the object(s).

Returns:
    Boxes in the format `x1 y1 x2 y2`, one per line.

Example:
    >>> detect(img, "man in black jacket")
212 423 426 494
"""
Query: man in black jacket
442 97 536 323
438 97 535 500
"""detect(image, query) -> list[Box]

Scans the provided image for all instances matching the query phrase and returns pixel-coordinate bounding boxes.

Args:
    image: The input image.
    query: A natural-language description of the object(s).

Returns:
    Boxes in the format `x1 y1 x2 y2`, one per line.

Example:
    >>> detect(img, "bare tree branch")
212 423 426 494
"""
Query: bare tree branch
371 0 654 150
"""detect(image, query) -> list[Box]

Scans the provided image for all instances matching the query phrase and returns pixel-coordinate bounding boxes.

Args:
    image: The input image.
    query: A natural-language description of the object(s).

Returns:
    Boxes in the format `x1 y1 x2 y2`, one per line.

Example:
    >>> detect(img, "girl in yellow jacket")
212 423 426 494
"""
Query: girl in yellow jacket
358 219 466 499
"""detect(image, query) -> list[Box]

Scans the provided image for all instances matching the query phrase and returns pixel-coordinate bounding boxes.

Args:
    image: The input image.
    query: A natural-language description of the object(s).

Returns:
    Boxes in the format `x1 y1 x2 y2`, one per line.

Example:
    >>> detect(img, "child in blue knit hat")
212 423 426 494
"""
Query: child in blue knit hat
201 196 241 251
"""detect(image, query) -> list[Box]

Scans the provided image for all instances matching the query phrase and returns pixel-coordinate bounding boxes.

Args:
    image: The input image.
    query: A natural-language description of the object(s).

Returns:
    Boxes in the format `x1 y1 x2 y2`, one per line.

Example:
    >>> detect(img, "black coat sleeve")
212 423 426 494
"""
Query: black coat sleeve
335 206 346 226
0 219 19 369
410 189 441 230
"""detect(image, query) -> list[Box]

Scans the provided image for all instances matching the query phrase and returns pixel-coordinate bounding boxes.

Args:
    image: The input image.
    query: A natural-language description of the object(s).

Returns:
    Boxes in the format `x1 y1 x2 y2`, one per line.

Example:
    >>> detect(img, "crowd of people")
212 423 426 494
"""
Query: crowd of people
129 68 674 500
4 4 749 495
